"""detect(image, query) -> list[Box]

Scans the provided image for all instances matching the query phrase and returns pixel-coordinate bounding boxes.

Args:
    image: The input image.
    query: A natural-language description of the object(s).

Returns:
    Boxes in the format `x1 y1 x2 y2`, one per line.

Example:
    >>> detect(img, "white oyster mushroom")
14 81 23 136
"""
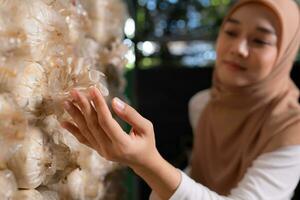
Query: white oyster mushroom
13 189 43 200
7 128 55 189
67 168 106 200
0 170 18 200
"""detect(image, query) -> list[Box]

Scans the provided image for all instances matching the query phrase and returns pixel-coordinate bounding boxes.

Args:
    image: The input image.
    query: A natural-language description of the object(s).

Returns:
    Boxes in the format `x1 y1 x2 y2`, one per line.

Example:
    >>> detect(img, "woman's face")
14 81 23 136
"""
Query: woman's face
215 4 280 87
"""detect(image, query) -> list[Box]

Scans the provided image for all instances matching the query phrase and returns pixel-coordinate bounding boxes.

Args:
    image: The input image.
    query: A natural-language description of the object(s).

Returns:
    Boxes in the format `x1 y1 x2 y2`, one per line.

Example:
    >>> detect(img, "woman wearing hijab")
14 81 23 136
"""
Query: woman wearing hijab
62 0 300 199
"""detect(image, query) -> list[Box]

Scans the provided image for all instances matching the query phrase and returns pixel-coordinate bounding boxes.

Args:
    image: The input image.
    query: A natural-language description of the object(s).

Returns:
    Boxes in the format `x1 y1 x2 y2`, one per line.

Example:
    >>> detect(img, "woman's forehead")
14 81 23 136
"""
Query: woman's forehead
228 3 280 35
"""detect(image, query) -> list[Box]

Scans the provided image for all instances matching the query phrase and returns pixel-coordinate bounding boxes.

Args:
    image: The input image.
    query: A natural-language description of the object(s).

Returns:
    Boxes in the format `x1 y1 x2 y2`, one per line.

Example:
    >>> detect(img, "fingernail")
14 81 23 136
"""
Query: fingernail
71 90 79 101
64 101 71 110
114 97 125 111
60 121 66 128
88 86 94 90
89 87 96 98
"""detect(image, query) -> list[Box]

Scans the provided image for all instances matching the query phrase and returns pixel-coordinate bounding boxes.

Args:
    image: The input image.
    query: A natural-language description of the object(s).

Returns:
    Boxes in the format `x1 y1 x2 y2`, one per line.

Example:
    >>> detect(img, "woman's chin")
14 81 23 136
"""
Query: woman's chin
219 75 249 88
216 67 249 87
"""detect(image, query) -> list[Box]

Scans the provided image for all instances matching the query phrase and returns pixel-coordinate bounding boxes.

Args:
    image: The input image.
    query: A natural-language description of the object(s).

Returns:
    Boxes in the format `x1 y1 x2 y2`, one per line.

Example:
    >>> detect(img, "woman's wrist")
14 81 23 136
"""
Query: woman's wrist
131 151 181 200
130 149 161 173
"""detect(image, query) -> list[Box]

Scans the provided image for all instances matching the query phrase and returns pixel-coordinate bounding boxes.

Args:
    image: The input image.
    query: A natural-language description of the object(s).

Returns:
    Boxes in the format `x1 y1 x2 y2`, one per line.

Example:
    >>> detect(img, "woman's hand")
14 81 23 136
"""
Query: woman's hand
62 87 181 200
62 87 159 169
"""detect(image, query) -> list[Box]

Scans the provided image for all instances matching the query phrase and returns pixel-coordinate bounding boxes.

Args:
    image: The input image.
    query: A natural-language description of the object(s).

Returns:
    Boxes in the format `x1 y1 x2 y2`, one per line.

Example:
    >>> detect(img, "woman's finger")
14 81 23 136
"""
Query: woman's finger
61 121 90 146
64 100 99 148
89 87 129 144
112 97 153 134
71 90 111 146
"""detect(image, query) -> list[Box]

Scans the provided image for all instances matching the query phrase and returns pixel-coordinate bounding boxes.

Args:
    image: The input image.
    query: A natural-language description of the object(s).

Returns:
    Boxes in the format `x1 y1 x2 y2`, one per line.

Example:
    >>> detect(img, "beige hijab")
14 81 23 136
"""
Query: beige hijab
190 0 300 195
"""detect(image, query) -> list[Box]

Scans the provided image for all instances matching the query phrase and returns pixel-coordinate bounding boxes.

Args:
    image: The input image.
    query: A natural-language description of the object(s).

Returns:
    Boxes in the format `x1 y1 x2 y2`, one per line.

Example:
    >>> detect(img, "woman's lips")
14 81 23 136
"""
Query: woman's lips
223 60 246 71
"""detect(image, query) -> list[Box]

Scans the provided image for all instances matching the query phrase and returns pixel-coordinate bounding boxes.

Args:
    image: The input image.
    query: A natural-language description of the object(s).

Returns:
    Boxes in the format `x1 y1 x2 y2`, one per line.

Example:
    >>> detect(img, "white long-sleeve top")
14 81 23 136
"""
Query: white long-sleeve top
149 89 300 200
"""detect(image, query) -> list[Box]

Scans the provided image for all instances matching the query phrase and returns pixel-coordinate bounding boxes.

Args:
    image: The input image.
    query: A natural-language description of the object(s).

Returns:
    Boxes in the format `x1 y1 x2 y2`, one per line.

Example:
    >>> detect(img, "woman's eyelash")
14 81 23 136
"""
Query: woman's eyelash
253 39 270 45
225 30 237 37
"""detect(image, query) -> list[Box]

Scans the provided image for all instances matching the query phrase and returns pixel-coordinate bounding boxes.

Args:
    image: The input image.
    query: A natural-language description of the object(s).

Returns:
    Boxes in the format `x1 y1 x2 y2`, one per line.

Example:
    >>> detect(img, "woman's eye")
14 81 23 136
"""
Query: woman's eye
225 30 237 37
253 39 270 46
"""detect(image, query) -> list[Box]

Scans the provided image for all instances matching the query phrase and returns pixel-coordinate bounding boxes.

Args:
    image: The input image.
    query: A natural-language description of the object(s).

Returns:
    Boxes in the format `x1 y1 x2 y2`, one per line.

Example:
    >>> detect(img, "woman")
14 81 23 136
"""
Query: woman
62 0 300 199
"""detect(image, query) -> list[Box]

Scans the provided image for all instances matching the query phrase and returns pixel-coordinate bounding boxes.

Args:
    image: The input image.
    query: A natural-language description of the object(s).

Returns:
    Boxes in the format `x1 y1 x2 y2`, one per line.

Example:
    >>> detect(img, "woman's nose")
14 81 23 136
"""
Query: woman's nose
230 39 249 58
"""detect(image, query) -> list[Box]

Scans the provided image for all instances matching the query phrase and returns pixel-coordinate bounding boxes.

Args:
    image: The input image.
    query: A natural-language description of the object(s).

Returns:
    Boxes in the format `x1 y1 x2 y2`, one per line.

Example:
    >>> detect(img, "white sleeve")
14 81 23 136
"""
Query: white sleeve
149 145 300 200
188 89 210 133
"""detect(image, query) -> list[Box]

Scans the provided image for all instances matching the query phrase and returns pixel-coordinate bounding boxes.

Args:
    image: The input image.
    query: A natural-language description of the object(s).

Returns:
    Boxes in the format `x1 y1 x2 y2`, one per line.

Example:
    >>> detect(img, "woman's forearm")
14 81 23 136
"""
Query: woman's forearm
132 153 181 200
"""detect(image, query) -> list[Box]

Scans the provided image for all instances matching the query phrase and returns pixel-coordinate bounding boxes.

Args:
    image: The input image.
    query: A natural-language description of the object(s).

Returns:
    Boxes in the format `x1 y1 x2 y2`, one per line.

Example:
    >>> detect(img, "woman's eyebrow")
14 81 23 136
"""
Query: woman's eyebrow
226 17 240 24
256 26 276 35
